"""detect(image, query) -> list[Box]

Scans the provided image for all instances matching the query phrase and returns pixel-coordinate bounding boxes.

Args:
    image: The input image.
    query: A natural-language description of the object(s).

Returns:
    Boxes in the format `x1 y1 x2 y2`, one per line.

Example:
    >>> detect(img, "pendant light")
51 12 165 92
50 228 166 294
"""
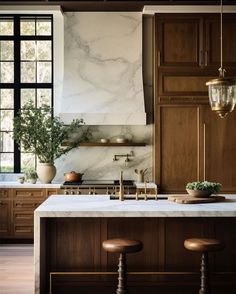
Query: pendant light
206 0 236 118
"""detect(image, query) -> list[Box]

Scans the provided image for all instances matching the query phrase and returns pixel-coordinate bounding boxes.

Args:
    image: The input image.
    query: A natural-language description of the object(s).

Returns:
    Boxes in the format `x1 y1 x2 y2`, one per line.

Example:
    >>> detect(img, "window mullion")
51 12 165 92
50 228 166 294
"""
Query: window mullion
13 15 21 173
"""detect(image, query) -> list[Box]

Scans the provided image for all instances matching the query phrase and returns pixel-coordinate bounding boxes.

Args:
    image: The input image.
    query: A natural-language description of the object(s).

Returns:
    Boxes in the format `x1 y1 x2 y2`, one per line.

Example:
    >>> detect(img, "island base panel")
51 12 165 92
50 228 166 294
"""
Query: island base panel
40 217 236 294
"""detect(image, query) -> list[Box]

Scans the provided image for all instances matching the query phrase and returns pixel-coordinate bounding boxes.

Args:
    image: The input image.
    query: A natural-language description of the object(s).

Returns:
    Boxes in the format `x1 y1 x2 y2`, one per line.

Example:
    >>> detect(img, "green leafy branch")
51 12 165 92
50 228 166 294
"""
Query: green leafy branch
13 101 84 163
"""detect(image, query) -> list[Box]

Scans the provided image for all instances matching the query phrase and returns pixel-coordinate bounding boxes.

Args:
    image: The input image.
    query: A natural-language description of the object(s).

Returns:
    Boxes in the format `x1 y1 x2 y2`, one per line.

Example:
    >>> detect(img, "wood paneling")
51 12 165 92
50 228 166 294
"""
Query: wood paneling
0 188 59 239
205 15 236 67
43 217 236 294
202 107 236 192
156 16 202 67
157 105 200 192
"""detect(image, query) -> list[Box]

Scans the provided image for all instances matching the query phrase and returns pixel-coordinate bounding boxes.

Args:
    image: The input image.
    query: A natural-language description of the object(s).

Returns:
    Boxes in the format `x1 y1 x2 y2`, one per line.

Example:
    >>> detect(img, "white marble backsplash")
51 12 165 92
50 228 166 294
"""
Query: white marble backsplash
54 125 153 182
59 12 146 125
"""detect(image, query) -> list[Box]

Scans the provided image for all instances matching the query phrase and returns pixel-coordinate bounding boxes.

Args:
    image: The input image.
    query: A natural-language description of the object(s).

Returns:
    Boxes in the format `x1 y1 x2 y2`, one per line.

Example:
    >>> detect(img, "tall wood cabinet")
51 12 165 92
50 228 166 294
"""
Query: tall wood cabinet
154 13 236 193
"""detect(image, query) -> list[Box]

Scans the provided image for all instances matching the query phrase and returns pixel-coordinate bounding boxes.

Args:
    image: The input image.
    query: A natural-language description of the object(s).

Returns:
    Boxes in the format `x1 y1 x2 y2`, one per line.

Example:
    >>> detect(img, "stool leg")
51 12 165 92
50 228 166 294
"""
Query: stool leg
116 253 128 294
199 252 210 294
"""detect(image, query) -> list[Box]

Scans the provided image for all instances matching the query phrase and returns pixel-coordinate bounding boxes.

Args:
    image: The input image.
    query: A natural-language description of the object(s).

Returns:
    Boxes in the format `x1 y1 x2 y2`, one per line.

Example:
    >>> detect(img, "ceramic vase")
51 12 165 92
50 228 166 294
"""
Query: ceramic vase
37 163 56 184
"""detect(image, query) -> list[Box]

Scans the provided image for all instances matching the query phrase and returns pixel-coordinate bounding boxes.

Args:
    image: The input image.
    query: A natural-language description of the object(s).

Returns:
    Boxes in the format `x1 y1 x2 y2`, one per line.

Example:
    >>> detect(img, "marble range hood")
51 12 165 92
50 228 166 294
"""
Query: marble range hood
59 12 146 125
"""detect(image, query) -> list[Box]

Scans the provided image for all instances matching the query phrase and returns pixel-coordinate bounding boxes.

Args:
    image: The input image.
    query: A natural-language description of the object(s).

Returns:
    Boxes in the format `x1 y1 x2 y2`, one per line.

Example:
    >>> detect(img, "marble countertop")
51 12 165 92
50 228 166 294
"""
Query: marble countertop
34 195 236 217
0 181 61 188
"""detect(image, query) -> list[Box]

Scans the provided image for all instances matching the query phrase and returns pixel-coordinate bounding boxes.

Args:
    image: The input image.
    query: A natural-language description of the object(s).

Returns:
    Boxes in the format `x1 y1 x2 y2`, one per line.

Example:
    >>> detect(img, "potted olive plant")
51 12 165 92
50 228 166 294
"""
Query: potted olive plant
13 101 84 183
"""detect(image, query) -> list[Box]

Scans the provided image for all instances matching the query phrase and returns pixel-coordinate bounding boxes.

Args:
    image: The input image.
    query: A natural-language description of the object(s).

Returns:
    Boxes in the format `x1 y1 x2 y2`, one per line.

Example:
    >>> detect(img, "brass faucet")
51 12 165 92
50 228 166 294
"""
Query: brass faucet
119 171 124 201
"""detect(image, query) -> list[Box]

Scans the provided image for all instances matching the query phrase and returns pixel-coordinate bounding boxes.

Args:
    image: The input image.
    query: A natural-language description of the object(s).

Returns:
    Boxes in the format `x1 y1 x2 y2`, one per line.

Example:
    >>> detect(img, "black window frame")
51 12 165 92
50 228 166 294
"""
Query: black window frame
0 14 53 173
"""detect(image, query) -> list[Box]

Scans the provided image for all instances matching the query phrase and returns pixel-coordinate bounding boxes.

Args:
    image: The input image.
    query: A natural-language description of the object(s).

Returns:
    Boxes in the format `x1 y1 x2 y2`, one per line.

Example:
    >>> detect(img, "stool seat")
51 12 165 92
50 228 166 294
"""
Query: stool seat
103 238 143 254
184 238 224 252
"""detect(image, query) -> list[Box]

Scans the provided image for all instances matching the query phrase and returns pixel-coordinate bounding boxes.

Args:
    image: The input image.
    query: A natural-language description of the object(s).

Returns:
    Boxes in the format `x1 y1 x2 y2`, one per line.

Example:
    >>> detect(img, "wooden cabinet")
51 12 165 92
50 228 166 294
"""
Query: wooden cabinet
155 15 202 68
155 14 236 69
155 105 201 193
0 189 11 236
154 13 236 193
205 15 236 68
155 104 236 193
12 188 45 238
0 187 59 239
201 107 236 192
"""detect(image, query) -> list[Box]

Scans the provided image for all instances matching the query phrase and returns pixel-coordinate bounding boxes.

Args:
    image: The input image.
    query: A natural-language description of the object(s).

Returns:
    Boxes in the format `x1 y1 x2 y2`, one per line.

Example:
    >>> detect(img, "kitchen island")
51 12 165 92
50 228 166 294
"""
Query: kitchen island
35 195 236 294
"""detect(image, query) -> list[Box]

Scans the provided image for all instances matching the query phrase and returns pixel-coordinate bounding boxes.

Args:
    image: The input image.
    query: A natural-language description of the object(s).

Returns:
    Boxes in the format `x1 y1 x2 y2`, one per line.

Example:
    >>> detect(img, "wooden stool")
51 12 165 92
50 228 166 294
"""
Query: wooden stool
184 238 224 294
102 238 143 294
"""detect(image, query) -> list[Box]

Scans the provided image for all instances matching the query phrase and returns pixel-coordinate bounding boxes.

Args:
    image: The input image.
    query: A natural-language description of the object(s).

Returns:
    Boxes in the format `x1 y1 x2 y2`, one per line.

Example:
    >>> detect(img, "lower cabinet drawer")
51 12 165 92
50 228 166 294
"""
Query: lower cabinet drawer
13 224 33 234
13 211 33 222
13 200 42 209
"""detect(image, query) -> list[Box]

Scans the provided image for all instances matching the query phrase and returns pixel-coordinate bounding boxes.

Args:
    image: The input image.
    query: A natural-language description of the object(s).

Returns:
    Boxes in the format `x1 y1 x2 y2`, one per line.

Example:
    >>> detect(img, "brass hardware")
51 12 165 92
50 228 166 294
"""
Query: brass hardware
119 171 124 201
206 0 236 118
113 151 134 162
204 50 208 66
144 181 147 201
203 123 206 181
158 51 161 67
200 50 204 67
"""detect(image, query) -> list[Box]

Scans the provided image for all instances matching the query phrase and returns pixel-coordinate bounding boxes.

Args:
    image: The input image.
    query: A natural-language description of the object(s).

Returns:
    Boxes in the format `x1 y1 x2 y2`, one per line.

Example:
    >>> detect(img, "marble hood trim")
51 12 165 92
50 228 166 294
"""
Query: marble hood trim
59 12 146 125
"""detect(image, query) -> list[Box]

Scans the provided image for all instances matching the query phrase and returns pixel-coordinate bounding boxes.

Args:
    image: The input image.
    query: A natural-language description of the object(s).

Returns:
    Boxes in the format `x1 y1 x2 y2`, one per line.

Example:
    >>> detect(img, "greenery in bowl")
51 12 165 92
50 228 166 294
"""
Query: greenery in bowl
186 181 222 193
24 167 38 180
13 101 85 164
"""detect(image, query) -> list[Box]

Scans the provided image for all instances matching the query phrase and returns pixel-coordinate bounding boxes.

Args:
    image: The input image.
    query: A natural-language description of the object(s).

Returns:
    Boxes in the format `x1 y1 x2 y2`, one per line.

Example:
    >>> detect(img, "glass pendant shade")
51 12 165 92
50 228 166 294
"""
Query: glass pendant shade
206 76 236 118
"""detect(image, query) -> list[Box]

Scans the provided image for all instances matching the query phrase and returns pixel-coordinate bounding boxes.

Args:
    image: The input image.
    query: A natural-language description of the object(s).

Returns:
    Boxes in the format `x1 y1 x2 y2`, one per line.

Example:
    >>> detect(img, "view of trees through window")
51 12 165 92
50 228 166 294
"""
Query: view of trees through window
0 15 53 173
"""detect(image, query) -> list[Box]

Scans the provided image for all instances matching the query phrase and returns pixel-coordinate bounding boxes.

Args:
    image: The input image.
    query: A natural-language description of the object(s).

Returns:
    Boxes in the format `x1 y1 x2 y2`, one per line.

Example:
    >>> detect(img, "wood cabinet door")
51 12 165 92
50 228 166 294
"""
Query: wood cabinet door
205 14 236 68
202 106 236 192
0 199 11 236
155 105 201 193
155 14 202 68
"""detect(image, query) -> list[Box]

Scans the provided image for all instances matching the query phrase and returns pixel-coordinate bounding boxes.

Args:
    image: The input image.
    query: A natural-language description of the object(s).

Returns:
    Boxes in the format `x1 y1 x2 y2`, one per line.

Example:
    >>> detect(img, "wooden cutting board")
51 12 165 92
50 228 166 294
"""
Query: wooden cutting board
168 195 225 204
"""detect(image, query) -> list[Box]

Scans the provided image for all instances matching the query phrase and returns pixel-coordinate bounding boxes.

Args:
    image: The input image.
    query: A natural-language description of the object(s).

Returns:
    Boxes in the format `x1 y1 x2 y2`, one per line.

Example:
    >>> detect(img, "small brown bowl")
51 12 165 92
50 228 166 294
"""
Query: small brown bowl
186 189 212 198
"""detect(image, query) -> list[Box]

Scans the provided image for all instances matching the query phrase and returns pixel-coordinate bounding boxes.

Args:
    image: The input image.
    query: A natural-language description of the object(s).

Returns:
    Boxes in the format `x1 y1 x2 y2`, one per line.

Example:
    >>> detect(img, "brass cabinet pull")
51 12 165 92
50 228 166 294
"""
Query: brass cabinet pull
158 51 161 67
200 50 203 67
205 50 208 66
203 123 206 181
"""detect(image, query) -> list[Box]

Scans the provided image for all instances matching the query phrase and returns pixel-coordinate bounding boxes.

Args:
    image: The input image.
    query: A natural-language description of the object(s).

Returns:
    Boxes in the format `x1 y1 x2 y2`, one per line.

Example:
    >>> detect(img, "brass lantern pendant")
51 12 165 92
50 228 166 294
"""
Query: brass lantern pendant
206 68 236 118
206 0 236 118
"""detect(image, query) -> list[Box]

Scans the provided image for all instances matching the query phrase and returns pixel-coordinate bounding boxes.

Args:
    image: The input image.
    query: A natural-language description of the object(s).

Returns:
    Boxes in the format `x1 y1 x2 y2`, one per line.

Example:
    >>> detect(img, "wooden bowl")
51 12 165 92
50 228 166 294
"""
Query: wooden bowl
186 189 212 198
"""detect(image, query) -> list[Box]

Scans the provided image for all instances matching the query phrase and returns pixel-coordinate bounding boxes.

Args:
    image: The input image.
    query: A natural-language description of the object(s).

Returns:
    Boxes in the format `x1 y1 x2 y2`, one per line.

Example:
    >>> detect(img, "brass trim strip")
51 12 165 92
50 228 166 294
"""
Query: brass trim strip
203 123 206 181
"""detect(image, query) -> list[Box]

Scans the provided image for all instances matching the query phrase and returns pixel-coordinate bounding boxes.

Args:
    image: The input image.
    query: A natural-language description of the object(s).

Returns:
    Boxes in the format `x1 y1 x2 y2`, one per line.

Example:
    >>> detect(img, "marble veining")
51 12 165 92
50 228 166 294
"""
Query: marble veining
54 125 153 182
59 12 146 125
35 195 236 217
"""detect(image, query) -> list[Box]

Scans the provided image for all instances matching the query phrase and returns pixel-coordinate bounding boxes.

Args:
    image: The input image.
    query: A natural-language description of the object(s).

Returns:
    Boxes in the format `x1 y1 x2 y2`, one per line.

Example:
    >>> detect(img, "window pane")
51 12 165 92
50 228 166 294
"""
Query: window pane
21 89 36 107
0 110 13 131
20 20 35 36
36 20 51 36
21 41 36 61
0 41 14 61
37 89 51 106
0 153 14 172
21 153 35 172
0 89 14 109
0 132 13 152
37 62 51 83
0 62 14 83
0 20 13 36
21 62 36 83
37 41 51 61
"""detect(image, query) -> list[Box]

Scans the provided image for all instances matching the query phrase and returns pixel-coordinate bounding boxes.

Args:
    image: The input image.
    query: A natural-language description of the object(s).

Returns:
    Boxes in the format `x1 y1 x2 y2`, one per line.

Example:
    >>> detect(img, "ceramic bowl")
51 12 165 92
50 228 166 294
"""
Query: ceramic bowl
116 137 127 143
186 189 212 198
100 138 109 143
